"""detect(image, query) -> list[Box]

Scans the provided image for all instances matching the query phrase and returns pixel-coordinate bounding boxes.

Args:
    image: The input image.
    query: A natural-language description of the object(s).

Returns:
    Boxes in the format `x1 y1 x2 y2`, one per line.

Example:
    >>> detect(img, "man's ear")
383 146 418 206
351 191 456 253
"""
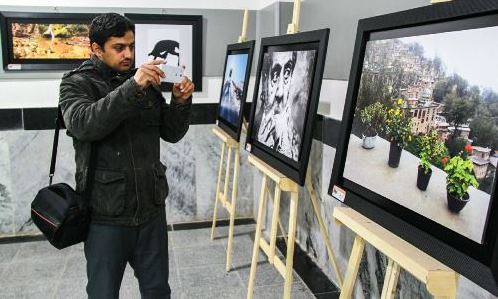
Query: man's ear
91 42 104 59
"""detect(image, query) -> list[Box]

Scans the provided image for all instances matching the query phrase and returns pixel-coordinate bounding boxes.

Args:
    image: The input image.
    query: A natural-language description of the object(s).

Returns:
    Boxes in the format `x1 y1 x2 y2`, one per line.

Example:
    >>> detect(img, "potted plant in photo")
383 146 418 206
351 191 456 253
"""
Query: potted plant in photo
359 102 386 149
384 99 412 168
444 154 479 213
417 130 447 191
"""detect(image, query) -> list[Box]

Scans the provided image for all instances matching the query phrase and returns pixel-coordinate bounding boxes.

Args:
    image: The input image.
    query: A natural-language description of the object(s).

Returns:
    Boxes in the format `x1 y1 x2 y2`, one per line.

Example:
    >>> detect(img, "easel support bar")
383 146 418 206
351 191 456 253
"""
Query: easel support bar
334 207 459 299
248 154 298 193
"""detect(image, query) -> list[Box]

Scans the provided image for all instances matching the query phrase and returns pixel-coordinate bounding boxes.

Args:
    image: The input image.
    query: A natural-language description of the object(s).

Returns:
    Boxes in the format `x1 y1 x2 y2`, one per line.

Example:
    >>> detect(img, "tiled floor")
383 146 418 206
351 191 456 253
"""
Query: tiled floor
0 224 317 298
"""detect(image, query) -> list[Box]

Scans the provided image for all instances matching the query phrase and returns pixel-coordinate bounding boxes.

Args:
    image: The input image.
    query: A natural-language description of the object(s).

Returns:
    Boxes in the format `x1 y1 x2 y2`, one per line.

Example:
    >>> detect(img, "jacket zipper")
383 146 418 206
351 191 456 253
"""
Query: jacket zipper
126 126 140 225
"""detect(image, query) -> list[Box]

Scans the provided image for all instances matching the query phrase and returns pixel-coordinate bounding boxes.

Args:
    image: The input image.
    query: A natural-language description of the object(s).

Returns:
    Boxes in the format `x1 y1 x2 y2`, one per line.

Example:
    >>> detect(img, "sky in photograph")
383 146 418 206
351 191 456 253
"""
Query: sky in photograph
398 25 498 93
224 53 249 84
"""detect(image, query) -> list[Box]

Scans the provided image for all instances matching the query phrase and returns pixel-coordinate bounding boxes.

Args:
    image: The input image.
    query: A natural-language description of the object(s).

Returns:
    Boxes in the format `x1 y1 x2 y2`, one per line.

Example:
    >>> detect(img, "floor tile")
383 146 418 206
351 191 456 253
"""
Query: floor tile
178 263 243 289
14 240 68 261
236 261 299 288
55 278 87 299
1 280 56 298
0 225 318 299
181 285 246 299
170 227 226 249
1 256 66 285
252 281 315 299
0 242 21 264
175 243 228 268
61 255 86 280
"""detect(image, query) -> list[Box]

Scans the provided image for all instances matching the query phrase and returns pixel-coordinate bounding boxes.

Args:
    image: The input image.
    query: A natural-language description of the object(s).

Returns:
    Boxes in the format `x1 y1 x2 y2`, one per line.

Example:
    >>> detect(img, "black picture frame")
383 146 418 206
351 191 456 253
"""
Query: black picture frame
0 12 97 71
245 29 329 185
216 40 255 141
328 1 498 294
125 13 203 92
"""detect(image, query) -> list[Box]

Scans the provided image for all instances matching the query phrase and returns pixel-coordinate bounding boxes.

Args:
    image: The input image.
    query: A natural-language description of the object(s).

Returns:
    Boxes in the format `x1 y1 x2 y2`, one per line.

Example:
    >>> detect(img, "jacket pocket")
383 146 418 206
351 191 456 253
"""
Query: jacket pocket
91 169 126 216
153 162 169 205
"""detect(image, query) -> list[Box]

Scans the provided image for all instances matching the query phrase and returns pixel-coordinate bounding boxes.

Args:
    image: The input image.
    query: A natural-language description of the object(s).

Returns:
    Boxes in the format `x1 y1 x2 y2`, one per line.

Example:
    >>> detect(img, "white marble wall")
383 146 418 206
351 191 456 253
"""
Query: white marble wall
0 124 254 237
252 140 497 298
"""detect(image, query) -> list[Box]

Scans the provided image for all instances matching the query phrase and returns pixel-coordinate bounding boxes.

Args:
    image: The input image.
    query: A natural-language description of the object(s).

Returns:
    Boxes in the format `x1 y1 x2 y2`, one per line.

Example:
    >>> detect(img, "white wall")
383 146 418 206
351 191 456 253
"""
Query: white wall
0 0 296 11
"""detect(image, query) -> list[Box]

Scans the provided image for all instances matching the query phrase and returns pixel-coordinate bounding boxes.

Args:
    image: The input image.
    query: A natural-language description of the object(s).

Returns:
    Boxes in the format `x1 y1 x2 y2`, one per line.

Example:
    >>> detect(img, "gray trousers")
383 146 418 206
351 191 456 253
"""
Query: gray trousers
84 209 171 299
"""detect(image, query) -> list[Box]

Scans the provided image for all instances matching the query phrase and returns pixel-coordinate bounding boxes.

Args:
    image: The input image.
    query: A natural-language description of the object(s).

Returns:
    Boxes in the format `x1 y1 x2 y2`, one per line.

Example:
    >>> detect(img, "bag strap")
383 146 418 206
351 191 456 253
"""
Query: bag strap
49 107 64 185
49 107 97 199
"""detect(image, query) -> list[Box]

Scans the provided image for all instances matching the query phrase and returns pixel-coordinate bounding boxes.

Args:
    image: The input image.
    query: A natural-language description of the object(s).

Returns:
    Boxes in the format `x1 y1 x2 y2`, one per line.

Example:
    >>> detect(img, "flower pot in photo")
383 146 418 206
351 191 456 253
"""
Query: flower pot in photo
416 166 432 191
388 142 402 168
362 134 377 149
447 190 469 213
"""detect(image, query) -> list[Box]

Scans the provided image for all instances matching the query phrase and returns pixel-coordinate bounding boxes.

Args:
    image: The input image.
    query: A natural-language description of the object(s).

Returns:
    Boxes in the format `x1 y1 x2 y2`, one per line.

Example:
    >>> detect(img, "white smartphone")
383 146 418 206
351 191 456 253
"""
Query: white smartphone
160 64 184 84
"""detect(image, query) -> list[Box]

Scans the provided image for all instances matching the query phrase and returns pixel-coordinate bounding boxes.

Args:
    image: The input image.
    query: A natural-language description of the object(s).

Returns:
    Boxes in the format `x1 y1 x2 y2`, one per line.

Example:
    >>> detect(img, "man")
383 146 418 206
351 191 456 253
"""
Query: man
59 13 193 298
257 51 299 160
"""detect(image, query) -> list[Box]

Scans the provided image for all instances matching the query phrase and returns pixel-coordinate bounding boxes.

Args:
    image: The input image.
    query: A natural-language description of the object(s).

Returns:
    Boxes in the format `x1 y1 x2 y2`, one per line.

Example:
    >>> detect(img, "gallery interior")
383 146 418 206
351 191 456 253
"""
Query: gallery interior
1 0 498 298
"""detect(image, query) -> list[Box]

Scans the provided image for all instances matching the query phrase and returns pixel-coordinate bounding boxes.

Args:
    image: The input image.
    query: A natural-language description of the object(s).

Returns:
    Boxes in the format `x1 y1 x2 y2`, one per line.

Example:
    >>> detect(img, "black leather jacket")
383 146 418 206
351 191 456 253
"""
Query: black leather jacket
59 56 191 226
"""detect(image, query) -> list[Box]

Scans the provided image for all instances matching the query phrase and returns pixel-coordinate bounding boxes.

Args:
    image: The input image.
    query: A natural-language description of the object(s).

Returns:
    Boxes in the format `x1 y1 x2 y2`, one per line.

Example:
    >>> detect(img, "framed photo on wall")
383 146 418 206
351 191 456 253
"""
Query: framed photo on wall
328 0 498 294
217 40 255 141
245 29 329 185
125 13 202 92
0 12 97 71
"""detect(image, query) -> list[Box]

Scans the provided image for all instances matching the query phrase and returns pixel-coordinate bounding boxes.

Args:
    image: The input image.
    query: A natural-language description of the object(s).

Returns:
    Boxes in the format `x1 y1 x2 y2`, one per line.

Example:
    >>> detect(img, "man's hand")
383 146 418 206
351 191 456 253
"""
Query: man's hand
133 59 165 90
172 69 194 102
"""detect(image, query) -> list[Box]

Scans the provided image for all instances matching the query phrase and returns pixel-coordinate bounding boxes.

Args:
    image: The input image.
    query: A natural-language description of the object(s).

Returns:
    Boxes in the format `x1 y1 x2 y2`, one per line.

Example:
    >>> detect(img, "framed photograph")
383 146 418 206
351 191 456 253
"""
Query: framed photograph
328 1 498 294
217 40 255 141
0 12 97 71
125 13 202 92
245 29 329 185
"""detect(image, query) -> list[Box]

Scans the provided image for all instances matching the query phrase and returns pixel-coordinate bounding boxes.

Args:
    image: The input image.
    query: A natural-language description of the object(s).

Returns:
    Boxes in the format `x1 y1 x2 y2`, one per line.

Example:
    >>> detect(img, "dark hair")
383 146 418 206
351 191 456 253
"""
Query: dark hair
89 13 134 48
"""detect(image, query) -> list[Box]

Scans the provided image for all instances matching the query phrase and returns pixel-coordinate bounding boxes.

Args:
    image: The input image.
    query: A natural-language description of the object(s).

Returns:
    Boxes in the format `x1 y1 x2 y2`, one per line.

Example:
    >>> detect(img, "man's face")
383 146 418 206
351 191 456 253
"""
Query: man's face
92 30 135 72
268 52 295 115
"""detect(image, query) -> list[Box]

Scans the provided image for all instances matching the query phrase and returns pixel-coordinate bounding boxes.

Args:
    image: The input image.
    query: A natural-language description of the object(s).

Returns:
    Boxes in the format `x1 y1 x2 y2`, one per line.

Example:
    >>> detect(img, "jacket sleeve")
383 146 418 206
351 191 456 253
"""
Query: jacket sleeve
159 95 192 143
59 75 144 142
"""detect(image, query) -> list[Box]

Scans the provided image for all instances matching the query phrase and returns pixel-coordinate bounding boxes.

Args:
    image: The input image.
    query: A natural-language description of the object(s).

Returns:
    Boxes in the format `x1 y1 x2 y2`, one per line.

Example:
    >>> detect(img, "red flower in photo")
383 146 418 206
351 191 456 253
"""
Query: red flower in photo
464 144 473 154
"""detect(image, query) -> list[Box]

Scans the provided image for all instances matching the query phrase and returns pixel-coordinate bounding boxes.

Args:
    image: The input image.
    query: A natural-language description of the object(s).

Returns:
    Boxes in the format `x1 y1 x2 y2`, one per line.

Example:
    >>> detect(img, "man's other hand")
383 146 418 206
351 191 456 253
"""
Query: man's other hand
133 59 165 90
172 69 194 103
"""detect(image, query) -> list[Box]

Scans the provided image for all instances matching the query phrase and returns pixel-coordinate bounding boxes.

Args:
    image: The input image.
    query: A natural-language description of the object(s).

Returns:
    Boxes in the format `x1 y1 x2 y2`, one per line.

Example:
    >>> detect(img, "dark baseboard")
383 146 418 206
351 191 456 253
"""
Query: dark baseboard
0 234 46 244
172 217 255 231
276 237 340 298
0 218 256 244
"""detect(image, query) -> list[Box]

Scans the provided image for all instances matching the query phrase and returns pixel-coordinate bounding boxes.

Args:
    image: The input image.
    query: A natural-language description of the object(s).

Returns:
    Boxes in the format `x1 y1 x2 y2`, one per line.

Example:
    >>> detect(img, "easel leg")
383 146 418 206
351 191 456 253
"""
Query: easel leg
211 142 226 240
247 175 269 299
306 173 344 287
380 258 400 299
226 149 240 272
266 184 288 246
223 147 233 206
339 235 366 299
269 186 282 264
283 191 299 299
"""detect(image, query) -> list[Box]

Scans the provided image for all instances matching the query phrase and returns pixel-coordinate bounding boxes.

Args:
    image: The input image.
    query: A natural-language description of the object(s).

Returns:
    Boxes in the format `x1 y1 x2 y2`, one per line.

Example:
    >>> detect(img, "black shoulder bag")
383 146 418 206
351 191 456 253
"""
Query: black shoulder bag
31 107 94 249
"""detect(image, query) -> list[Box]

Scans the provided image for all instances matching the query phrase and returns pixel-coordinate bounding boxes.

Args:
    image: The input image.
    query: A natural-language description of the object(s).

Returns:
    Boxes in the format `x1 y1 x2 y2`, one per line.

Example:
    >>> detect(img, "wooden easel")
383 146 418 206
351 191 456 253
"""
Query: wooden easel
210 8 251 273
247 1 343 298
246 154 301 299
210 126 240 272
334 207 459 299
